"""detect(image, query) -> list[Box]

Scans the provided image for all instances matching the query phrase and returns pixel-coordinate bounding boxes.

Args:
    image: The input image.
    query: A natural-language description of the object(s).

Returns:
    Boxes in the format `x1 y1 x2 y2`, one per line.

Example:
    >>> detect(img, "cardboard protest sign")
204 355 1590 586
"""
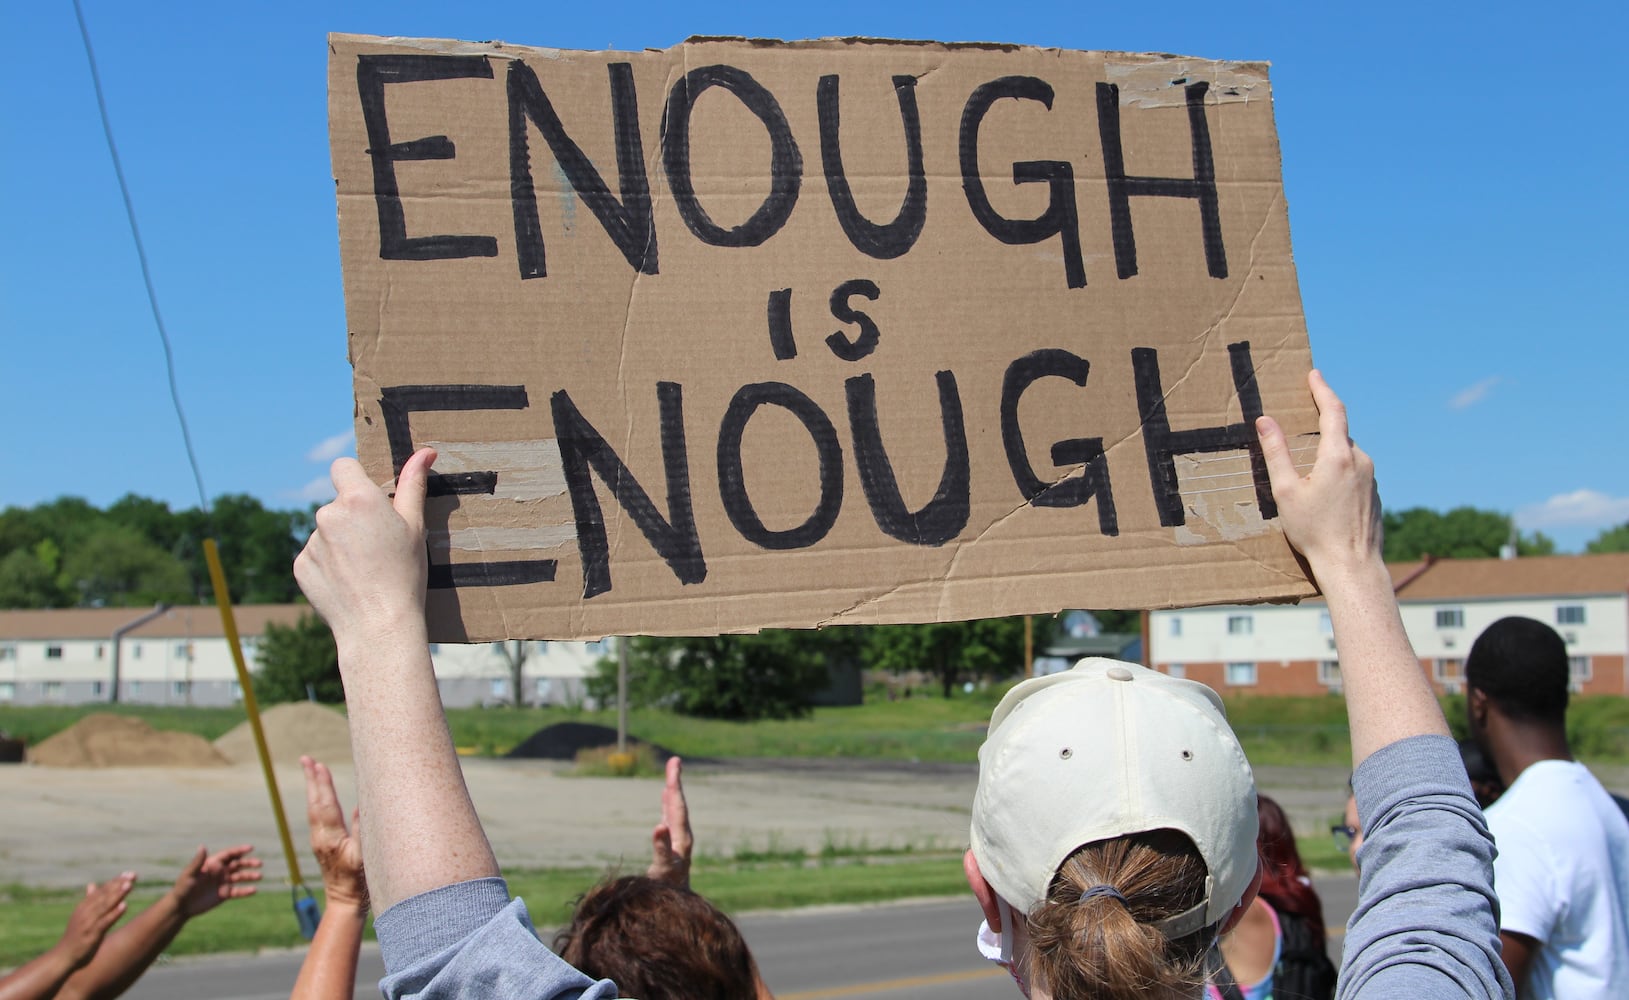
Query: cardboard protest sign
328 34 1319 642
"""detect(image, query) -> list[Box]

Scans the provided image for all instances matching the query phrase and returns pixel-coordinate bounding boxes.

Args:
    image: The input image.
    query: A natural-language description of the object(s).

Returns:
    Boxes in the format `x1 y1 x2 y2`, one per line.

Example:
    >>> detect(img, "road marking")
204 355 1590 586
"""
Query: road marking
779 967 1004 999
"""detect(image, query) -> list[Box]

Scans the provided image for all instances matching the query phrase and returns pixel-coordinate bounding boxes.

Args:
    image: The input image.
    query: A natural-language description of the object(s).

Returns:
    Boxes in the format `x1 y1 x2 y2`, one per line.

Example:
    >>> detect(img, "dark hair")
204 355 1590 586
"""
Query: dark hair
1026 830 1215 1000
554 876 759 1000
1254 794 1325 952
1465 617 1569 725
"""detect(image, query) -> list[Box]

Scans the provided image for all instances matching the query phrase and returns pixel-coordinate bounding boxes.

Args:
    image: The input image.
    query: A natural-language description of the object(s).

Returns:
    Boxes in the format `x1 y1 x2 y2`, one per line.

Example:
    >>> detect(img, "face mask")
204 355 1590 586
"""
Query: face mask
975 898 1033 998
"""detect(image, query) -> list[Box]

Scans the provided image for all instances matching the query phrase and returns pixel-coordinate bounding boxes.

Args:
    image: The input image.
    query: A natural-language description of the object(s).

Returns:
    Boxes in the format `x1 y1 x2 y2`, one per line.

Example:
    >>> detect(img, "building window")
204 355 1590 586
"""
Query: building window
132 643 143 660
46 645 64 659
489 678 507 699
172 680 190 697
43 681 63 700
92 680 104 696
1318 660 1342 687
95 643 105 659
0 643 15 660
535 677 553 700
0 681 13 701
128 681 142 696
1225 662 1257 686
230 681 243 701
1318 611 1333 635
175 642 192 659
1556 605 1586 626
1435 608 1464 629
1166 663 1185 679
1568 656 1592 687
1434 658 1464 685
1226 615 1253 636
1168 617 1182 638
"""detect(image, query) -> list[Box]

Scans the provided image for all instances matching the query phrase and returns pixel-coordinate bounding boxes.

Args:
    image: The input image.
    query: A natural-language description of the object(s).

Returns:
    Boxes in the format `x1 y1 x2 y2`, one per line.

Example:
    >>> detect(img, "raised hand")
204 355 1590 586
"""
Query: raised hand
303 755 367 909
60 875 135 966
294 447 435 650
647 756 694 888
1255 369 1382 576
171 845 262 918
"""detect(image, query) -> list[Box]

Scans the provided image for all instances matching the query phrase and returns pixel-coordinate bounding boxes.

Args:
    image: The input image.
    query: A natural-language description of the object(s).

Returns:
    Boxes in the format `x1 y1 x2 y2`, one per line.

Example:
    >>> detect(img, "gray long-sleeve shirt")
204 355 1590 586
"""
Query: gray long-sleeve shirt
372 734 1512 999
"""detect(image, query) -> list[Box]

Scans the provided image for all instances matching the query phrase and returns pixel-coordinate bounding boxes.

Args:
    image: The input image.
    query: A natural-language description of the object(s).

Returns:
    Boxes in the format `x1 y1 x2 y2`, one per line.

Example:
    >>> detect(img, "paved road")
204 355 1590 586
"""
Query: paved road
125 873 1359 1000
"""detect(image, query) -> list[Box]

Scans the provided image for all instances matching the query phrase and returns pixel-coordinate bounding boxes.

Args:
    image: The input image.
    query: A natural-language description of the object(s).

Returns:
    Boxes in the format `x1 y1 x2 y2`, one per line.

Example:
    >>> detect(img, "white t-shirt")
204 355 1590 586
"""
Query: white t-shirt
1486 759 1629 1000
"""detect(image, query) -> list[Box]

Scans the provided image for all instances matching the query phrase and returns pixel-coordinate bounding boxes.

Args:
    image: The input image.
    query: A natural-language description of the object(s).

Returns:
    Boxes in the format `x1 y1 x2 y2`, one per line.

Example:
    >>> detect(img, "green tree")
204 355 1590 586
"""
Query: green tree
864 617 1028 698
1586 522 1629 554
0 546 66 608
254 613 342 704
59 526 191 607
176 495 310 604
593 629 858 721
1382 506 1552 561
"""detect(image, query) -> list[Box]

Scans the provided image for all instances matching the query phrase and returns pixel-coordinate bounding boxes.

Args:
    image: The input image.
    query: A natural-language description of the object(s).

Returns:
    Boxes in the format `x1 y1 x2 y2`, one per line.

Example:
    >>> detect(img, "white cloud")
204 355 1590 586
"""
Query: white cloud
305 429 356 464
283 475 337 504
1448 376 1501 411
1515 490 1629 530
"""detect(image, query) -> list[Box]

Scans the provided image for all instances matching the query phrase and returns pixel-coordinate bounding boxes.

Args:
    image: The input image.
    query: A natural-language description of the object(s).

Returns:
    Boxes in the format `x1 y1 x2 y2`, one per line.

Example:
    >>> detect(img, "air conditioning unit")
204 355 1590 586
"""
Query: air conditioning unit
1564 632 1578 645
1442 635 1455 648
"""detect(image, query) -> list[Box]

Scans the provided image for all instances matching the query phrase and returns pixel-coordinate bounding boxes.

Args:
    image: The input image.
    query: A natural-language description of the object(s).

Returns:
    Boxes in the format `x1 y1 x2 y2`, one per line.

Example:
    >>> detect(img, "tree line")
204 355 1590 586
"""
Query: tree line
4 491 1623 721
0 494 311 609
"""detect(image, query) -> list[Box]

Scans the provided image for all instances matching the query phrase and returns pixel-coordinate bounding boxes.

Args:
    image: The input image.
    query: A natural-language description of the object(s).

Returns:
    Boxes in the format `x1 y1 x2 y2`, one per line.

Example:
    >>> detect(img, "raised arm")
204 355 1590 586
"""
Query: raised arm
1258 371 1509 999
290 756 369 1000
0 876 131 1000
1256 370 1446 764
58 847 260 1000
293 448 498 912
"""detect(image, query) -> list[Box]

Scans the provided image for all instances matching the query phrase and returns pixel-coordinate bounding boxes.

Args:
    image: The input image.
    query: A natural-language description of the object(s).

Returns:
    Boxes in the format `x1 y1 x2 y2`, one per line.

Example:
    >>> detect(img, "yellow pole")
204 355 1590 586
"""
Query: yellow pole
203 539 305 890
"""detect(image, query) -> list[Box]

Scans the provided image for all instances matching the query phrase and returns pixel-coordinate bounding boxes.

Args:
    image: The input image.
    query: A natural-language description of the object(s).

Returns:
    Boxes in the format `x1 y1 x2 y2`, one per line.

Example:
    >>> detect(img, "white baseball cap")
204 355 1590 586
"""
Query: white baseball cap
970 658 1257 936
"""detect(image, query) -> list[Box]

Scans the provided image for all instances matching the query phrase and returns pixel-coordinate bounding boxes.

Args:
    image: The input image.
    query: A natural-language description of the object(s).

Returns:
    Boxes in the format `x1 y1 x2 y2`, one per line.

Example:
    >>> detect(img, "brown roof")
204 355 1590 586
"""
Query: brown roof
1393 553 1629 602
0 605 311 641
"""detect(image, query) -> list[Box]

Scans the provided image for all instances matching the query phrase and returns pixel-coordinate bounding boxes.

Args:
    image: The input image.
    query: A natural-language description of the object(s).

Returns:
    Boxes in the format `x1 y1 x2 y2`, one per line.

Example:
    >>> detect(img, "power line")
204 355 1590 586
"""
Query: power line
72 0 211 514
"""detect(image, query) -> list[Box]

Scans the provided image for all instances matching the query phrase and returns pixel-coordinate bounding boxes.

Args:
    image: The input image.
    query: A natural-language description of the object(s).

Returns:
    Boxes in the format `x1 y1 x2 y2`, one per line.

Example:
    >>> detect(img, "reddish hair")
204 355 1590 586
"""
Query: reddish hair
554 876 759 1000
1254 794 1326 950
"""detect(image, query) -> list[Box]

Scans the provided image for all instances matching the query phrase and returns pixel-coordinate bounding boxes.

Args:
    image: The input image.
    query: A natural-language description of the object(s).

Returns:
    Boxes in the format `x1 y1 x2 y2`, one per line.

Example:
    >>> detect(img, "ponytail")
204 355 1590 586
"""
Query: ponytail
1025 830 1216 1000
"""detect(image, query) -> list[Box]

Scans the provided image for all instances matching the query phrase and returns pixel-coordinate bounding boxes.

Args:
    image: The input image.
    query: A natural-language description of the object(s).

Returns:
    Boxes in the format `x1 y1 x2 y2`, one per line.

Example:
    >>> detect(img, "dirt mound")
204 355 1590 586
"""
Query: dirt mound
506 721 675 762
29 714 227 768
214 702 352 766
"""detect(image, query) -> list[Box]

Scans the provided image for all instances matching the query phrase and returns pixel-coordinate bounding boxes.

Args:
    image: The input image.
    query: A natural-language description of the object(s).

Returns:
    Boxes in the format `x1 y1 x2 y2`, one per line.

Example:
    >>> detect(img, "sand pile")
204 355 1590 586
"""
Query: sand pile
214 701 352 766
506 721 675 762
29 714 227 768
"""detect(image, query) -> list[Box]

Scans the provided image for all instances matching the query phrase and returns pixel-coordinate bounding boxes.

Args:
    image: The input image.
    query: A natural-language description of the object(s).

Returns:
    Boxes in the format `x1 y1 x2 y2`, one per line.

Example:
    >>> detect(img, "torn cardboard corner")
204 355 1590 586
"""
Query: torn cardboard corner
328 33 1319 642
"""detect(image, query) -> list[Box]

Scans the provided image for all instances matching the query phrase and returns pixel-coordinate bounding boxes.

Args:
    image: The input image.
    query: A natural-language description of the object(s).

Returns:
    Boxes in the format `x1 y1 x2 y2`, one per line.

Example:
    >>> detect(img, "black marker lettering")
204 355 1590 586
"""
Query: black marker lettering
1132 341 1273 527
960 77 1085 289
662 66 801 247
508 61 657 280
551 382 706 598
717 383 844 550
1000 350 1118 535
818 75 927 259
767 288 797 360
826 279 881 362
846 371 970 546
356 55 499 261
377 384 555 588
1096 81 1227 279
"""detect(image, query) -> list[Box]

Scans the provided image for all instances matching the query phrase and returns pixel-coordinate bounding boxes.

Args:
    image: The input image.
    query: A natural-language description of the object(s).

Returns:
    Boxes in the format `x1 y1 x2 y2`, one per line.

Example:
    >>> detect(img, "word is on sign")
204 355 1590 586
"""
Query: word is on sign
328 34 1318 642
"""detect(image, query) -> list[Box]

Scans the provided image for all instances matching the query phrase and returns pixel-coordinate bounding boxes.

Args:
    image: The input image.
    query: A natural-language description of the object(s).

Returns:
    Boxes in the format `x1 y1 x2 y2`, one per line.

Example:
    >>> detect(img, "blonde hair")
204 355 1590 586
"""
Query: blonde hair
1025 830 1216 1000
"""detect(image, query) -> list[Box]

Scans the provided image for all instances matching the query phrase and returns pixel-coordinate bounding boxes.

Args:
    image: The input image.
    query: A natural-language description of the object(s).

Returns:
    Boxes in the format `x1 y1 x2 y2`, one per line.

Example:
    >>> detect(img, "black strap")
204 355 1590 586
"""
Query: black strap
1206 945 1247 1000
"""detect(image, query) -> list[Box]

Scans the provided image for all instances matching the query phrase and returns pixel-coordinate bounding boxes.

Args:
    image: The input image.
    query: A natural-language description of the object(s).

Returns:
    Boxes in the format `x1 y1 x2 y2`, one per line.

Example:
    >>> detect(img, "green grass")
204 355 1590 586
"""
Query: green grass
0 705 245 746
6 692 1627 769
0 854 968 968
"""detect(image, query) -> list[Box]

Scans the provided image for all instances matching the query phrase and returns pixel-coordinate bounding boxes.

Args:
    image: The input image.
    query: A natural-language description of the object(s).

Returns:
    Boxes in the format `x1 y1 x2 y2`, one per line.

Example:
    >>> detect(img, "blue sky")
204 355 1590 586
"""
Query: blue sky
4 1 1625 551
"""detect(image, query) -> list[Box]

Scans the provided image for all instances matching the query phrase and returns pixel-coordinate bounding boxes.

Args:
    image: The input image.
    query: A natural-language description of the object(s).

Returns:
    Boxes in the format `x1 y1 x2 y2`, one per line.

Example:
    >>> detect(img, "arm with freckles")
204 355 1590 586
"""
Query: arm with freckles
293 448 498 913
